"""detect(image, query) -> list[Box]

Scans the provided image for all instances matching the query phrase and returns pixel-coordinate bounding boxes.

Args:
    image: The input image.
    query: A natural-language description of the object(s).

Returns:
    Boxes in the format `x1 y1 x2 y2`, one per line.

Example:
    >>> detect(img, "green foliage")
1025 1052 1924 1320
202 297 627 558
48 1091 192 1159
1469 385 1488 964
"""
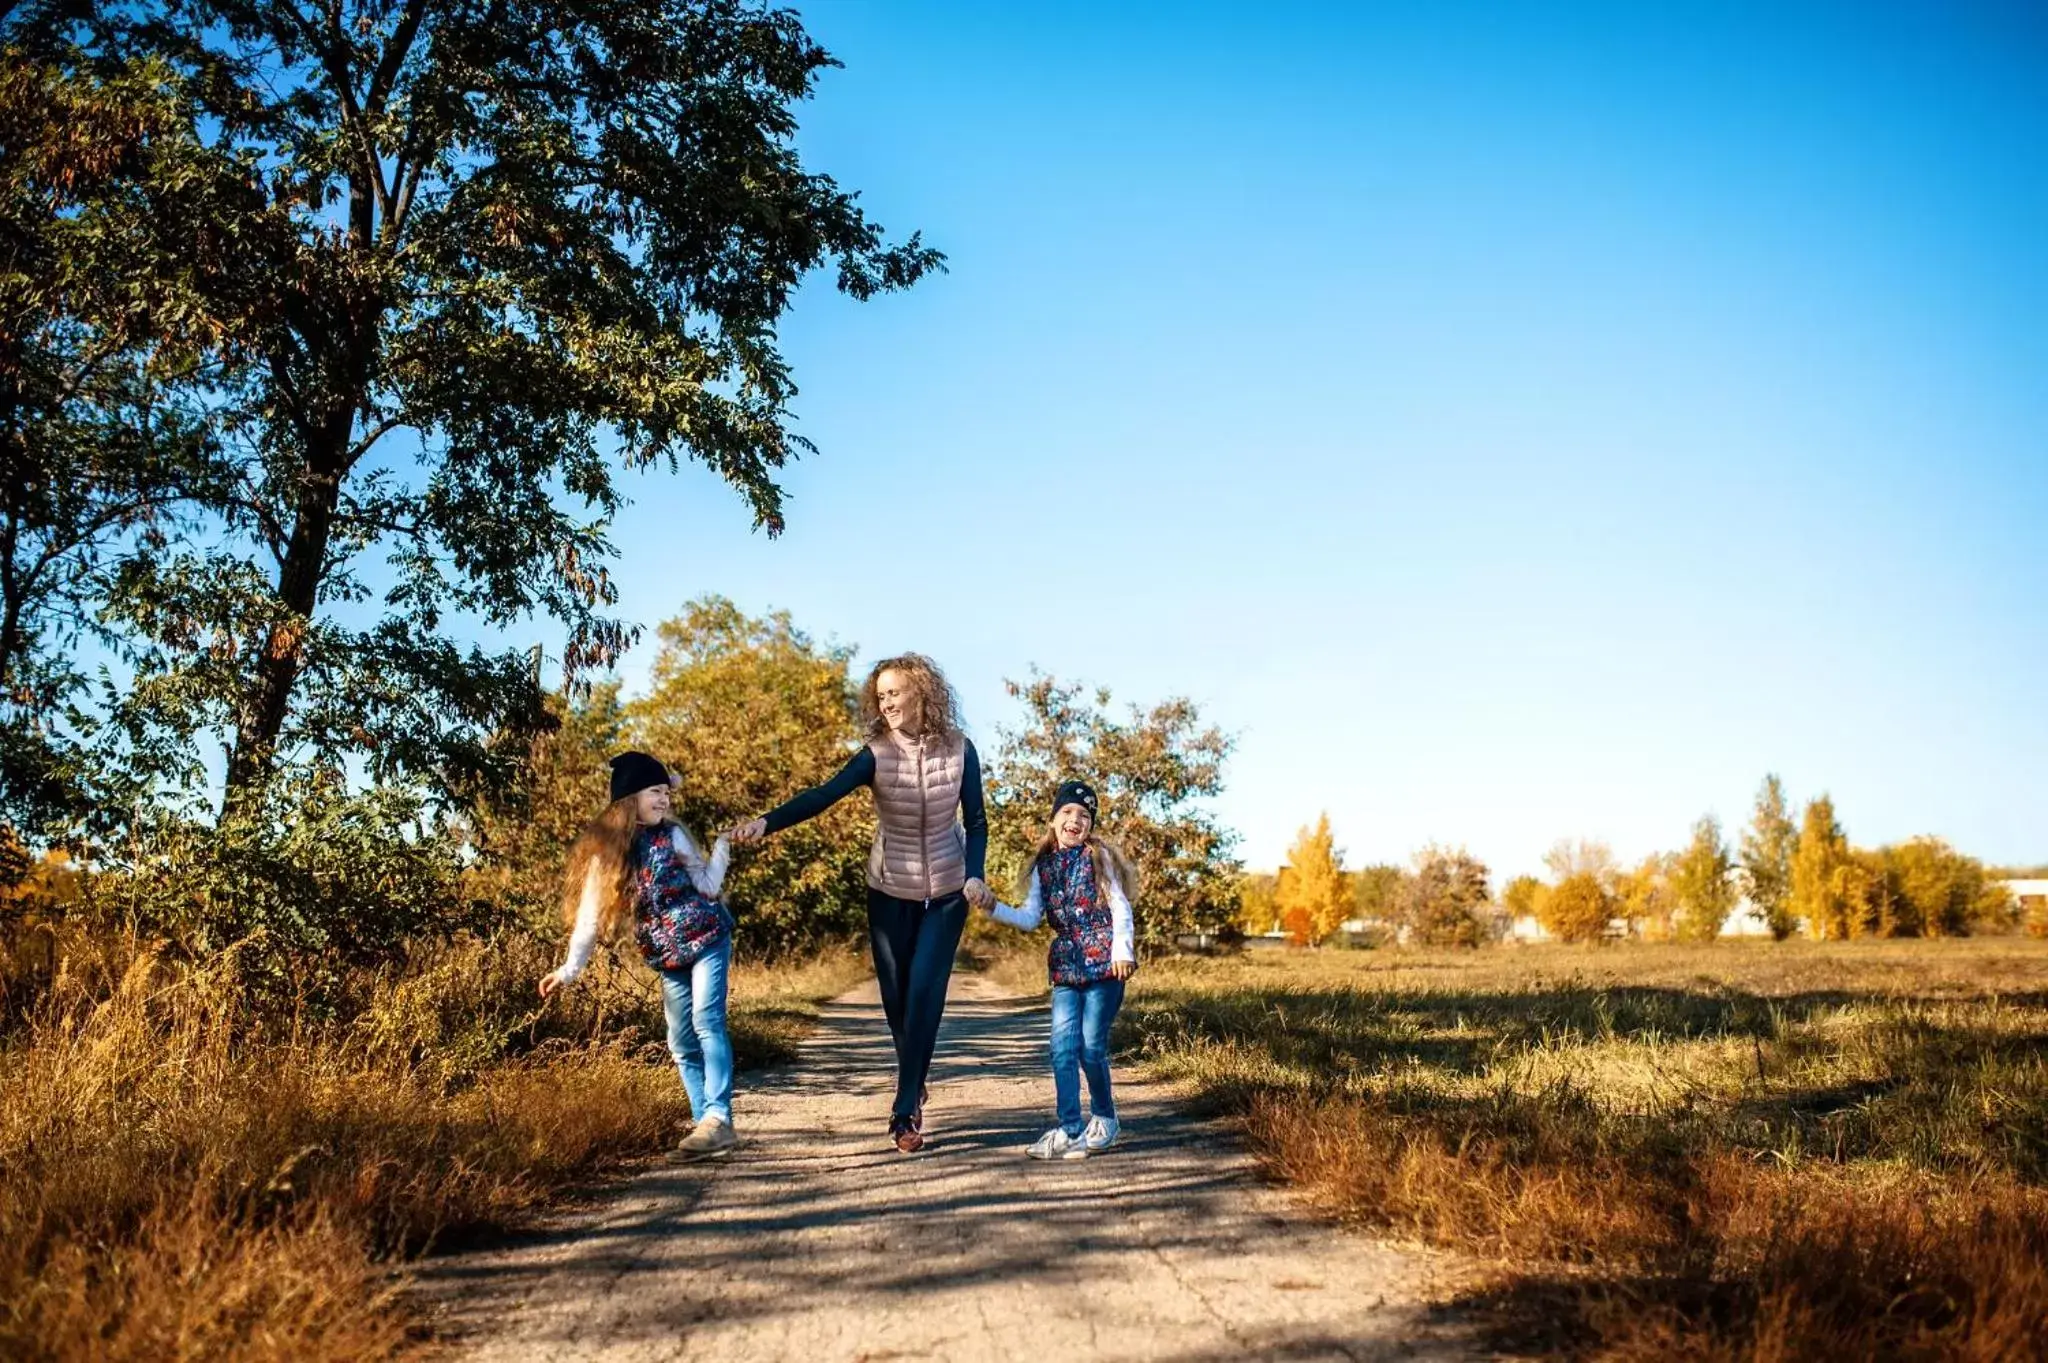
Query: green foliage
4 0 938 824
1541 871 1616 943
1740 774 1799 940
0 47 231 835
988 672 1240 946
1275 813 1347 945
1400 846 1491 947
463 683 627 928
94 773 486 1001
1671 814 1736 941
628 597 871 957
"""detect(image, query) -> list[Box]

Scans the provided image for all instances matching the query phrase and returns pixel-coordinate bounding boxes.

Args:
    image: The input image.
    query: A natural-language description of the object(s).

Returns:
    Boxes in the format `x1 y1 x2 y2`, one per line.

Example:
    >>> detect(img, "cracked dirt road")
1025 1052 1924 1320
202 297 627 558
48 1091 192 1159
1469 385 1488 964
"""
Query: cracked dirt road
416 975 1477 1362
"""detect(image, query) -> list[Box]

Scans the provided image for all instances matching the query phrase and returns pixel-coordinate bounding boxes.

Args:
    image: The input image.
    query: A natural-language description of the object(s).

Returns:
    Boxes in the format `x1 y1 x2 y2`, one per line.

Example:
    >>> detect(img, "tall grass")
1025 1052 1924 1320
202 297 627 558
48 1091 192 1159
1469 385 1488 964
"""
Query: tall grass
0 926 866 1361
1123 940 2048 1359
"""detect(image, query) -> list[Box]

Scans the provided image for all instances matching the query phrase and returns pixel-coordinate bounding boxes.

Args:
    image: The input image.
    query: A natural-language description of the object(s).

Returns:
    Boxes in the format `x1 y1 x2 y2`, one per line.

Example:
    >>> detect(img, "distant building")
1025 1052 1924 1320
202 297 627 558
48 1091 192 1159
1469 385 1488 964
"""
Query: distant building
2004 879 2048 919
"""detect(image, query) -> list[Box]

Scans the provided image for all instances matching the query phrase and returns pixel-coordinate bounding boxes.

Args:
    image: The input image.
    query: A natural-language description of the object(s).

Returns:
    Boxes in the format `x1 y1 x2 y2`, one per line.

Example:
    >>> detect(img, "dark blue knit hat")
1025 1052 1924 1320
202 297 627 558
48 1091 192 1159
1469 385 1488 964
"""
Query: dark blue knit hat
1051 779 1098 821
609 750 671 802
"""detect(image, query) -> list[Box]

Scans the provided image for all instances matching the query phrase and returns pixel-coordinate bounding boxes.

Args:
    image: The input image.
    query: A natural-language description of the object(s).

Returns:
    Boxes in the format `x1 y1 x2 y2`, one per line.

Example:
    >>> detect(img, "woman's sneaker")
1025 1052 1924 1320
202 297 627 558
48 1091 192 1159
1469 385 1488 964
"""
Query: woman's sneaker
890 1114 925 1154
1027 1127 1088 1161
677 1114 737 1160
1083 1115 1121 1152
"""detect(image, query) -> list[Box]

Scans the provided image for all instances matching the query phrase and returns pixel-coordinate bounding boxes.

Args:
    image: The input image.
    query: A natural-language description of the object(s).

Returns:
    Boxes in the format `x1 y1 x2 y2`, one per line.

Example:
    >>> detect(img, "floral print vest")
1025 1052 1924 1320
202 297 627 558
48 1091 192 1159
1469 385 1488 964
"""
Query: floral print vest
630 827 733 971
1038 844 1116 986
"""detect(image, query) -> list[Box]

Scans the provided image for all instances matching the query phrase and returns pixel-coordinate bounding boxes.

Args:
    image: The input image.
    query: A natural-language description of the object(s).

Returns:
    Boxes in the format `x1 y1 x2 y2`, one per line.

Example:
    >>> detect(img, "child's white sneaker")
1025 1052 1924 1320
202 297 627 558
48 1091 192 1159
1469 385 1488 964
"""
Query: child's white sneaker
1083 1115 1121 1152
1026 1127 1088 1161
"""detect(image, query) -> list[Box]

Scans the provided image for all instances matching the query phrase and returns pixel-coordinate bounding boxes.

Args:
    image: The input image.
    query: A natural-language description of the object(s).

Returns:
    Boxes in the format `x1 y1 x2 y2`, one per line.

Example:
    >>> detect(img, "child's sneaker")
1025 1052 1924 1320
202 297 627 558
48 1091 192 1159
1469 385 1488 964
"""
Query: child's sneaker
1083 1114 1121 1152
1026 1127 1088 1161
890 1114 925 1154
677 1114 737 1160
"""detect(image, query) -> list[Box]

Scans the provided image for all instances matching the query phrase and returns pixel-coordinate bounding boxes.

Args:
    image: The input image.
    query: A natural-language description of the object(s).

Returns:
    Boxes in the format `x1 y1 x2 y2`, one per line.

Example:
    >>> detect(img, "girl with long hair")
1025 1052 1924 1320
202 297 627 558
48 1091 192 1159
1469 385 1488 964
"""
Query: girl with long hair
541 751 738 1159
732 653 990 1154
981 779 1138 1160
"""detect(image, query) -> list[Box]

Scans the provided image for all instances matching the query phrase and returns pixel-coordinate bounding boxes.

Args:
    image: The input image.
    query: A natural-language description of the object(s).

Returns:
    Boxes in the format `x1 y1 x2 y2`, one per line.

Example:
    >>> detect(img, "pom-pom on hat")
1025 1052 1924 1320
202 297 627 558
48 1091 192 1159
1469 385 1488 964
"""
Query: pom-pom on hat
1051 779 1098 822
609 750 671 803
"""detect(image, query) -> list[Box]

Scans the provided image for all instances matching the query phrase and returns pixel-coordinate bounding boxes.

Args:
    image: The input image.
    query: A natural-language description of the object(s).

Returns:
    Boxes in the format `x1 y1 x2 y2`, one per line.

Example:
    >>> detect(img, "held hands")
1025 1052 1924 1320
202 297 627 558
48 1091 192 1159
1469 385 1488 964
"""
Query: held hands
1110 959 1137 981
962 877 996 911
729 816 767 844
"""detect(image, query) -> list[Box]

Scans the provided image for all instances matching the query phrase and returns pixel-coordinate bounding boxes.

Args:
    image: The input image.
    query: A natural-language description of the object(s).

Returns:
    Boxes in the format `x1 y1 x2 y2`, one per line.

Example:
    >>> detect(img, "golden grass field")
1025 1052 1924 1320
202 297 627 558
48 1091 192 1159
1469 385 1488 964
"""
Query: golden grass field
1110 939 2048 1360
11 930 2045 1360
0 930 867 1361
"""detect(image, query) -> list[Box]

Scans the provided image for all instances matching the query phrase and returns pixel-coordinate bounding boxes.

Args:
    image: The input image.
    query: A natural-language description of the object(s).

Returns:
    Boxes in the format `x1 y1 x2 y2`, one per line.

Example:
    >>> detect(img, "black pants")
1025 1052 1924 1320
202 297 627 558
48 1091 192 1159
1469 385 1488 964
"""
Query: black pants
865 888 968 1120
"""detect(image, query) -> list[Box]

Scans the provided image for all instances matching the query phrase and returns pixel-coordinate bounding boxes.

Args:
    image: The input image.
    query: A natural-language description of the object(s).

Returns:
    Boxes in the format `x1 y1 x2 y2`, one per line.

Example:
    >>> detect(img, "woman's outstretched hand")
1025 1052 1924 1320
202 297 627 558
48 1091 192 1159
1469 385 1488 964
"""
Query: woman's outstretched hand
730 817 767 844
962 877 995 911
538 968 570 999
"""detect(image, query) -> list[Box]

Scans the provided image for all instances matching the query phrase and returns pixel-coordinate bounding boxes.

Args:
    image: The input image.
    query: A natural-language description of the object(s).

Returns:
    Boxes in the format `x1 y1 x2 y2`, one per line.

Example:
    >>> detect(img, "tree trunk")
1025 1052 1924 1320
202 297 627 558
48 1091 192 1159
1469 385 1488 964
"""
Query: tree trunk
222 407 353 805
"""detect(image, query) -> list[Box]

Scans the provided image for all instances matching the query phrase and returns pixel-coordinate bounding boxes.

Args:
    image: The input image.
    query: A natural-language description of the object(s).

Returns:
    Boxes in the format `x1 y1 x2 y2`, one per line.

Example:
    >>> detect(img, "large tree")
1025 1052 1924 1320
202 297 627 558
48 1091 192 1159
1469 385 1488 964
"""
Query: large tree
7 0 939 816
988 673 1240 946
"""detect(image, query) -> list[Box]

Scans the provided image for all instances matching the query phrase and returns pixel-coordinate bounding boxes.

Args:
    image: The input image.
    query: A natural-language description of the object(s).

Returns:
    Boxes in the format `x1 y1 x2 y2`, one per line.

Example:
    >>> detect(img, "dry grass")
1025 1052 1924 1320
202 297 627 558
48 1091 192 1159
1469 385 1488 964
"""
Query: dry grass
0 927 866 1361
1122 939 2048 1360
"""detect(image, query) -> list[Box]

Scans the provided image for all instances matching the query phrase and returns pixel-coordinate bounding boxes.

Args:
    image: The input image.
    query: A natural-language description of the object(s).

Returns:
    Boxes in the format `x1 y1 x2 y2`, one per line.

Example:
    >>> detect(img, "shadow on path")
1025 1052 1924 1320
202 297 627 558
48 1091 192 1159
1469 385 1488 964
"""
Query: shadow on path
414 978 1475 1363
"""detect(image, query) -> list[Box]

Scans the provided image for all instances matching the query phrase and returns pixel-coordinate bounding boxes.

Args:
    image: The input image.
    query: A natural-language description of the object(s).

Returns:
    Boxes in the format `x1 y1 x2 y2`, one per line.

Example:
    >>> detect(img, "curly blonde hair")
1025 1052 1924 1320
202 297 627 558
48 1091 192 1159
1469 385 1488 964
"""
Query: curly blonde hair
858 653 963 741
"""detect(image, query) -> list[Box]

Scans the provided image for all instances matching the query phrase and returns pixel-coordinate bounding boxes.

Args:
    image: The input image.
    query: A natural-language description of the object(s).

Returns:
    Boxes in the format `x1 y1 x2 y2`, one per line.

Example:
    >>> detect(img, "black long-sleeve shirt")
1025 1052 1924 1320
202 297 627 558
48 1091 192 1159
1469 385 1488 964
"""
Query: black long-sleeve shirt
763 741 988 882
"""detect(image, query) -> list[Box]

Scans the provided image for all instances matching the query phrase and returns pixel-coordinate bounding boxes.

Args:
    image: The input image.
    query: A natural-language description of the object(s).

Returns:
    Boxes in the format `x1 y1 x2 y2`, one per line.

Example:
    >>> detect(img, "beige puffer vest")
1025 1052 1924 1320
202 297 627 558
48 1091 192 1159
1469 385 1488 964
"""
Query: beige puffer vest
866 730 967 900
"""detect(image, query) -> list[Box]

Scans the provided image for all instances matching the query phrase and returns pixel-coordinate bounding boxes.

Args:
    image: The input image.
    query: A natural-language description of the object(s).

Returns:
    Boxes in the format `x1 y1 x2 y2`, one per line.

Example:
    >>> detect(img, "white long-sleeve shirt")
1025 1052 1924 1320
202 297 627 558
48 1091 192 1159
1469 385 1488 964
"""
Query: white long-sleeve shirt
991 861 1136 966
556 827 731 981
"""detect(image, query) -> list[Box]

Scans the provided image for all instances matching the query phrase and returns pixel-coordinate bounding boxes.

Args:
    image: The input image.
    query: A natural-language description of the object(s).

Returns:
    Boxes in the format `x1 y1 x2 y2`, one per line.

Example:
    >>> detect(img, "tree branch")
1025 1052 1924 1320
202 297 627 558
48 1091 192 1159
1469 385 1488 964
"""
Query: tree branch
366 0 429 115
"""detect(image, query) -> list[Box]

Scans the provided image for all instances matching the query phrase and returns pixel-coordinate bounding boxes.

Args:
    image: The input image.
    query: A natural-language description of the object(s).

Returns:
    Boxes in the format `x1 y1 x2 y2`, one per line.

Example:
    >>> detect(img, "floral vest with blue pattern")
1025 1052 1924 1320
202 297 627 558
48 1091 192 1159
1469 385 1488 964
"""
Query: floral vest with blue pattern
629 827 733 971
1038 844 1117 986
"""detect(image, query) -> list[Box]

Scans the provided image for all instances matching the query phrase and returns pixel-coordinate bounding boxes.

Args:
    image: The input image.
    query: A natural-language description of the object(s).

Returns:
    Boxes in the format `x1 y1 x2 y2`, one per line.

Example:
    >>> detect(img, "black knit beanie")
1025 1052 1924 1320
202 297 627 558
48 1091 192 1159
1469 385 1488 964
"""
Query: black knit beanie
1051 779 1098 822
609 750 671 802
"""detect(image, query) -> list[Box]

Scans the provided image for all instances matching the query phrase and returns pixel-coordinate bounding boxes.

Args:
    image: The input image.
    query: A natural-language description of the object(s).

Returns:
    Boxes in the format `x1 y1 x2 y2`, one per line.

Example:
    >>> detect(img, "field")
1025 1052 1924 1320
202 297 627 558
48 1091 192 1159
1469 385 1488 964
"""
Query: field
1115 939 2048 1360
0 930 868 1361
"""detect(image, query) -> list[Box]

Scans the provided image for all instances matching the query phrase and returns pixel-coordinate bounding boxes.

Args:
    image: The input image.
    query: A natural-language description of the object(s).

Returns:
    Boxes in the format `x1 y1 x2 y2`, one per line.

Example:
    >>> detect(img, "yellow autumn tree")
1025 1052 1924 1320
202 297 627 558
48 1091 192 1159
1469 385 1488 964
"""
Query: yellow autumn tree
1791 795 1855 940
1276 813 1349 945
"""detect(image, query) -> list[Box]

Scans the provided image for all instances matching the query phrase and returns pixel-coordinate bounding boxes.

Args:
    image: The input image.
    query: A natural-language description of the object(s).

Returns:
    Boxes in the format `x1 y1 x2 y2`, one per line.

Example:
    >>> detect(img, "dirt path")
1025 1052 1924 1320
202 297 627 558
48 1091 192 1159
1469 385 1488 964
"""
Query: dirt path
416 976 1477 1362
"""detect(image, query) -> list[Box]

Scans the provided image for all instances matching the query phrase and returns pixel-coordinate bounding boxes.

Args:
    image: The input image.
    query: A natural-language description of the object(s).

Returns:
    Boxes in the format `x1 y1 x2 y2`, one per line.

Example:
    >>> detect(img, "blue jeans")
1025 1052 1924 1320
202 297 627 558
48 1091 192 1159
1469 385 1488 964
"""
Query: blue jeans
1050 977 1124 1137
658 939 733 1124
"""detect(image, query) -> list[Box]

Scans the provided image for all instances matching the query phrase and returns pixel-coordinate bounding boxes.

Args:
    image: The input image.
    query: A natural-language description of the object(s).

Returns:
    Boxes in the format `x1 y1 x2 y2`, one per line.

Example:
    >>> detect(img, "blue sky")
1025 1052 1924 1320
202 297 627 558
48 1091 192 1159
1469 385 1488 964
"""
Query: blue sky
589 1 2047 877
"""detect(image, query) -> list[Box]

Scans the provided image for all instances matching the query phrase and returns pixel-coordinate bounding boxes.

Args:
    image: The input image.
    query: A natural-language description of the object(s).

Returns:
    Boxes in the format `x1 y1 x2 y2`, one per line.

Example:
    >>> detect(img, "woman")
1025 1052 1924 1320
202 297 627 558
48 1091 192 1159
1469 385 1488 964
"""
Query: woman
733 653 990 1154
